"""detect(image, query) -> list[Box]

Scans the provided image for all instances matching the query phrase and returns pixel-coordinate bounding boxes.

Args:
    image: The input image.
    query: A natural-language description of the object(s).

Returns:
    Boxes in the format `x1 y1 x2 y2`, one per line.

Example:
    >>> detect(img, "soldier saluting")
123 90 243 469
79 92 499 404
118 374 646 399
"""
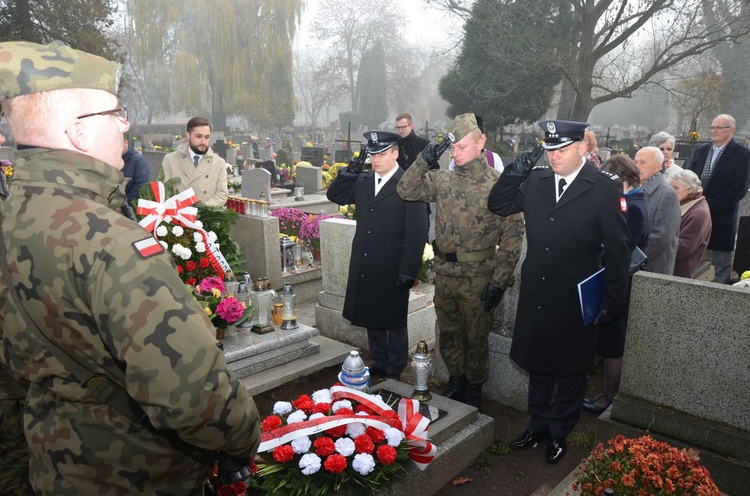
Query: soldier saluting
0 41 260 495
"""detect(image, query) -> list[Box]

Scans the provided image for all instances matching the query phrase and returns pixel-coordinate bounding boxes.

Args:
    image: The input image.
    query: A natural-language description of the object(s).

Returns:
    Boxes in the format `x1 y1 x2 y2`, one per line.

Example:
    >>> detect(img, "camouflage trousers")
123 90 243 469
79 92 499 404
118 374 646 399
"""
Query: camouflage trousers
434 273 494 384
0 398 33 496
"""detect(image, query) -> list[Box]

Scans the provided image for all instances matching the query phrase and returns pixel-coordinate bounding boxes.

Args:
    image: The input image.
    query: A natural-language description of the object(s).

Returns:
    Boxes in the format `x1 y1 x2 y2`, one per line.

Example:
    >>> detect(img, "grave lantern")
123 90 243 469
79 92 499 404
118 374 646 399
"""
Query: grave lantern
279 282 299 330
410 340 433 402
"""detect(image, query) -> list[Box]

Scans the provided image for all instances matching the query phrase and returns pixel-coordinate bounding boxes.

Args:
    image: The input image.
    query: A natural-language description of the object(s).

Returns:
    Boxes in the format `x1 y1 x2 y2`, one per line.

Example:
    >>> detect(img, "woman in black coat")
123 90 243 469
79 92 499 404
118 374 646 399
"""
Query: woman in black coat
584 155 650 413
327 131 428 378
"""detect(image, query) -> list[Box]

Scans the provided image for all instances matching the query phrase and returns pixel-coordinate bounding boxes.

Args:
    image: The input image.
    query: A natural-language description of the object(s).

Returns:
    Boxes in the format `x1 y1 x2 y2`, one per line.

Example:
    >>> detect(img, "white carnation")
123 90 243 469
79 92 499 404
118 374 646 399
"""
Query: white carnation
273 401 293 415
207 231 218 243
172 225 184 236
332 400 353 413
312 389 332 404
195 241 206 253
179 247 192 260
352 453 375 476
308 412 325 421
384 427 404 447
287 410 307 424
194 220 203 229
299 453 321 475
346 422 366 438
334 437 355 457
156 225 168 237
193 232 203 243
291 436 312 454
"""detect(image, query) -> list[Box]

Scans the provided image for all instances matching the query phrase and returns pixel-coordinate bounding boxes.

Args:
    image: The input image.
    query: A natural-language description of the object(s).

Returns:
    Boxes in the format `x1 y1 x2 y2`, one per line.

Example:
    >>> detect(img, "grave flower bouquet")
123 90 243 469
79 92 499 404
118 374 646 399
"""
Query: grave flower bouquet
573 434 720 495
255 385 436 496
193 276 251 330
1 159 13 180
419 243 435 283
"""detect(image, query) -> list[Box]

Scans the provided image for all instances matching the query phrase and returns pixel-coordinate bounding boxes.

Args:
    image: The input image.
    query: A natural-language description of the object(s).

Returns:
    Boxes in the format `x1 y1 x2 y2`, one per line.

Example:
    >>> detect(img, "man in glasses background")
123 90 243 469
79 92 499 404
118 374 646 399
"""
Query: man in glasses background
395 112 429 170
688 113 750 283
0 41 259 495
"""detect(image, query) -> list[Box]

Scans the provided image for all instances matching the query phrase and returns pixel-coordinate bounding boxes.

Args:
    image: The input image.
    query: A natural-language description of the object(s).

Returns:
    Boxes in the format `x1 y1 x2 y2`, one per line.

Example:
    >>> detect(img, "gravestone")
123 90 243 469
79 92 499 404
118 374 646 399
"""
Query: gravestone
295 164 322 193
241 168 272 201
301 147 325 167
733 216 750 276
335 149 350 164
261 140 274 161
256 160 276 184
213 139 228 160
226 147 237 166
276 149 289 167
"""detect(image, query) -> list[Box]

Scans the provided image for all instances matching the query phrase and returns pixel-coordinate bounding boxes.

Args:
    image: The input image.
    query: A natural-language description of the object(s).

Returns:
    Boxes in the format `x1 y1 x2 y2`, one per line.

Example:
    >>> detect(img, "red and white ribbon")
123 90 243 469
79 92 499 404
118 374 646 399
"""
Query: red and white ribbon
257 386 436 470
136 181 230 278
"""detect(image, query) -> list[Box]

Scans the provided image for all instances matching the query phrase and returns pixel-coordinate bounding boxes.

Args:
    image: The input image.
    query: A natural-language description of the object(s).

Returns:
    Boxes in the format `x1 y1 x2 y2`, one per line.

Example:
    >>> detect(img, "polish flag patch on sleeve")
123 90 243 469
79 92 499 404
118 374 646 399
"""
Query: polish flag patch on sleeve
620 197 628 213
133 237 164 259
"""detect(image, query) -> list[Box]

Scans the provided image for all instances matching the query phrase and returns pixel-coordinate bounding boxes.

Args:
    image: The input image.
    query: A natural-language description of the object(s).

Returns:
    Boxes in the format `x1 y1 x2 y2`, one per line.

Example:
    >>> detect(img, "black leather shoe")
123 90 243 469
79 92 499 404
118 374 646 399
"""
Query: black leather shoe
509 429 547 450
463 383 482 409
368 365 388 378
442 375 467 402
546 436 567 464
582 393 613 414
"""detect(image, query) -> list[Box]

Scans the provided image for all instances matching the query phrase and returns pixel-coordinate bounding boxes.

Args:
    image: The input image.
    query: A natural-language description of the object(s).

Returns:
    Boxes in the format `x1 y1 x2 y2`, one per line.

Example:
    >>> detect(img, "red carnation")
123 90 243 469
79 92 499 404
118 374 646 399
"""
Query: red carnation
335 407 354 416
262 415 283 432
355 404 374 415
199 257 210 268
327 425 347 438
186 260 197 271
354 434 375 454
323 454 347 474
314 436 336 457
382 410 399 421
376 445 397 466
296 399 315 414
177 265 184 274
293 394 313 408
366 426 385 444
187 277 197 286
313 402 331 415
272 444 295 463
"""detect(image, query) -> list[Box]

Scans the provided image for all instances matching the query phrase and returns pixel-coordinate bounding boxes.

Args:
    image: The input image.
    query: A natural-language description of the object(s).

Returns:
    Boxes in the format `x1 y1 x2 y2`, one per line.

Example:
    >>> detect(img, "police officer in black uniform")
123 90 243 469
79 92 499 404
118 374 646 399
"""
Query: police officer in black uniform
488 120 630 464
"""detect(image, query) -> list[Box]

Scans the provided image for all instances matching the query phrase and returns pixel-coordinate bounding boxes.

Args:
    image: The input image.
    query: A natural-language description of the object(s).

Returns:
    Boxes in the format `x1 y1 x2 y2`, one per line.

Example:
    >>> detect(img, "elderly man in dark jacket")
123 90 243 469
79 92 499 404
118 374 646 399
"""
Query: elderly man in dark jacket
488 120 630 465
327 131 428 380
688 113 750 283
121 136 150 204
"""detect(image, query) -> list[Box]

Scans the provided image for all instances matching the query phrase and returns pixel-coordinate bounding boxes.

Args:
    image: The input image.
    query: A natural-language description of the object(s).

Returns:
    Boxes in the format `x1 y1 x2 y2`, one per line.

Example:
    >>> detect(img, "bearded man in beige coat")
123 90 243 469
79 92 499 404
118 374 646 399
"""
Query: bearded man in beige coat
161 116 228 206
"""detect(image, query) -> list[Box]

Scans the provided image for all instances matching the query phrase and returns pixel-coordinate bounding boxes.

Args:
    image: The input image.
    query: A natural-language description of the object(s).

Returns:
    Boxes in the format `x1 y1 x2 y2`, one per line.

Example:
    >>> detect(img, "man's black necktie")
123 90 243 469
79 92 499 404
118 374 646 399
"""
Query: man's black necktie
558 178 566 197
378 177 382 185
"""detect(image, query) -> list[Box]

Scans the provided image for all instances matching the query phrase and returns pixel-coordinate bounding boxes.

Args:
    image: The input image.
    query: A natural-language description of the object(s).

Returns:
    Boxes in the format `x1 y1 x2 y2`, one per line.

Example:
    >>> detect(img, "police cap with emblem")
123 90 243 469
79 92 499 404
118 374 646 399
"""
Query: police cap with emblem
0 40 120 98
364 130 400 154
538 120 590 150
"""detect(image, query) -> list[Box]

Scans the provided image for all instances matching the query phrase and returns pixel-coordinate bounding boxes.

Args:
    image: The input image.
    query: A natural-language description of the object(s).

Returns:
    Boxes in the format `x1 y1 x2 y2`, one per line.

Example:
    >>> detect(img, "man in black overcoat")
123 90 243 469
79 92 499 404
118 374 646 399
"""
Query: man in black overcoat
395 112 429 170
688 113 750 284
327 131 428 379
488 120 630 464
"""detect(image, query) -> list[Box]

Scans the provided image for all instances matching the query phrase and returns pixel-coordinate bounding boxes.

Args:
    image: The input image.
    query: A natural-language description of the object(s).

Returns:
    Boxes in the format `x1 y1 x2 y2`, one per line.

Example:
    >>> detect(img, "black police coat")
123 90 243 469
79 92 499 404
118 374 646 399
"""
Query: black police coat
688 138 750 252
487 162 630 375
327 168 428 329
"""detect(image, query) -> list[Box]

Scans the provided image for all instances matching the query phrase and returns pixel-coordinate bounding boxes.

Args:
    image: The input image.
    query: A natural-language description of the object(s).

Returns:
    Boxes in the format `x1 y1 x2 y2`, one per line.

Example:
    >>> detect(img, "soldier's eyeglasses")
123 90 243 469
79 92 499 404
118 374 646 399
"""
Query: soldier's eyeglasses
77 107 128 123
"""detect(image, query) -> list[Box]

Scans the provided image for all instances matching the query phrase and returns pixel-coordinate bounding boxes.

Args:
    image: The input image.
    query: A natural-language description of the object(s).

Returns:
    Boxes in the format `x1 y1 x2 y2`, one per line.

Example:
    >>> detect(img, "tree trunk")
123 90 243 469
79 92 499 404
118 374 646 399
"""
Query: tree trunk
556 78 576 120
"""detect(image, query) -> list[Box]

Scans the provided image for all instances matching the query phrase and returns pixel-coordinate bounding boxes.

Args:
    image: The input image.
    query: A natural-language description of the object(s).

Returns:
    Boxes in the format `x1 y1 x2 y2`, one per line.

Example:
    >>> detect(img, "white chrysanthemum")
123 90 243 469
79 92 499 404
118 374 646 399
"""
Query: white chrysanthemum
194 220 204 229
156 225 168 237
332 400 353 413
312 389 332 404
207 231 218 243
352 453 375 476
193 232 203 243
334 437 355 457
273 401 293 415
346 422 366 438
172 225 184 236
291 436 312 454
308 412 325 421
299 453 321 476
287 410 307 424
384 427 404 447
159 241 168 249
194 242 206 253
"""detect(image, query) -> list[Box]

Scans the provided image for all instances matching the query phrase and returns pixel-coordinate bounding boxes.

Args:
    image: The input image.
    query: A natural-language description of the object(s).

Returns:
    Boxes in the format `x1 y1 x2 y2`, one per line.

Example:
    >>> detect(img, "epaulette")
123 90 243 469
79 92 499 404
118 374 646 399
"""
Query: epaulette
531 165 549 171
599 169 619 180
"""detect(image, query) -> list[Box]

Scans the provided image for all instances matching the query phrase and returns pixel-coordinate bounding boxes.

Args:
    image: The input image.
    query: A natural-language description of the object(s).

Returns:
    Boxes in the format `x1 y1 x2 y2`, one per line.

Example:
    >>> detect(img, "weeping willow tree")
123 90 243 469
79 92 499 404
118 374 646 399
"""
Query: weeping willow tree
124 0 302 129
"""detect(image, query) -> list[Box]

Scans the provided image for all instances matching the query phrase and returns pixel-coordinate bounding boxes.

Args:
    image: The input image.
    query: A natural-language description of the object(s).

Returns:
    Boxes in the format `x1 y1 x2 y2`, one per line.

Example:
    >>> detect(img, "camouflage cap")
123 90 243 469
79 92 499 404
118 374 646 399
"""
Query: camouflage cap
0 41 120 99
448 113 479 142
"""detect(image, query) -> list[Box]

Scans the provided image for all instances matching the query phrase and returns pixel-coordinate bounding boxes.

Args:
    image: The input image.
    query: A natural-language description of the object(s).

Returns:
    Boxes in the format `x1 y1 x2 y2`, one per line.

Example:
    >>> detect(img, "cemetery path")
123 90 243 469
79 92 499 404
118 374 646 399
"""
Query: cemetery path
251 357 605 496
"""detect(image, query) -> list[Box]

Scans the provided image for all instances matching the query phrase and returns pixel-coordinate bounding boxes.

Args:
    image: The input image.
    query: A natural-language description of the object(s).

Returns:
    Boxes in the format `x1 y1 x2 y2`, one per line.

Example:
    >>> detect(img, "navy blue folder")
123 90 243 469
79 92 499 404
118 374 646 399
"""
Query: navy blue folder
578 268 605 327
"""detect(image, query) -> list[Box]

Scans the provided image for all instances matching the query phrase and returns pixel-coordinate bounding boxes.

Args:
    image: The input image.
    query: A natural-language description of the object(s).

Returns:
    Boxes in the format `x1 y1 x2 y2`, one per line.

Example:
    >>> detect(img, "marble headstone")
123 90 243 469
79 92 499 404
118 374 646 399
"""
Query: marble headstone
241 168 272 201
295 164 323 193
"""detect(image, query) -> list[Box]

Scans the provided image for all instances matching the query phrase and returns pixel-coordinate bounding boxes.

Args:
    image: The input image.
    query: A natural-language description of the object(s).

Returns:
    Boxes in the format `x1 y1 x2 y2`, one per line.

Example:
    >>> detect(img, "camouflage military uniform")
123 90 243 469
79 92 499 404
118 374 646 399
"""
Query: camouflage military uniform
397 123 524 384
0 148 260 495
0 368 33 496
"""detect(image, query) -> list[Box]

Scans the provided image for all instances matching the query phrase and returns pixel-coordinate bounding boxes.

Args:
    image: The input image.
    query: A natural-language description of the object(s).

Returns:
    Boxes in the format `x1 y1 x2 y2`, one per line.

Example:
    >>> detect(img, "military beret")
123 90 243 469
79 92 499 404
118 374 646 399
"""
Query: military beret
449 113 480 142
538 120 590 150
0 41 120 99
364 130 400 154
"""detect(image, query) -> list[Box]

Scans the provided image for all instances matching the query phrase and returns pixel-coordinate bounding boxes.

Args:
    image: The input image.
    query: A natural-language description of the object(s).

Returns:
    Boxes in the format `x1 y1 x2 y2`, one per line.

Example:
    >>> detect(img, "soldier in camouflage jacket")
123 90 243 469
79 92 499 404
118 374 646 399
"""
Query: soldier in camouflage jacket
0 41 260 495
397 113 524 408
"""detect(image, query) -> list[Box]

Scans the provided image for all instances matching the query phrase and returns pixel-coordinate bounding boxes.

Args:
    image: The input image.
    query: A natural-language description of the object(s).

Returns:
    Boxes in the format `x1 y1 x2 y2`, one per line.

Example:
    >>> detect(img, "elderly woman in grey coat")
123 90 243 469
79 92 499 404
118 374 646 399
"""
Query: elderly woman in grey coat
669 169 712 278
649 131 681 180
